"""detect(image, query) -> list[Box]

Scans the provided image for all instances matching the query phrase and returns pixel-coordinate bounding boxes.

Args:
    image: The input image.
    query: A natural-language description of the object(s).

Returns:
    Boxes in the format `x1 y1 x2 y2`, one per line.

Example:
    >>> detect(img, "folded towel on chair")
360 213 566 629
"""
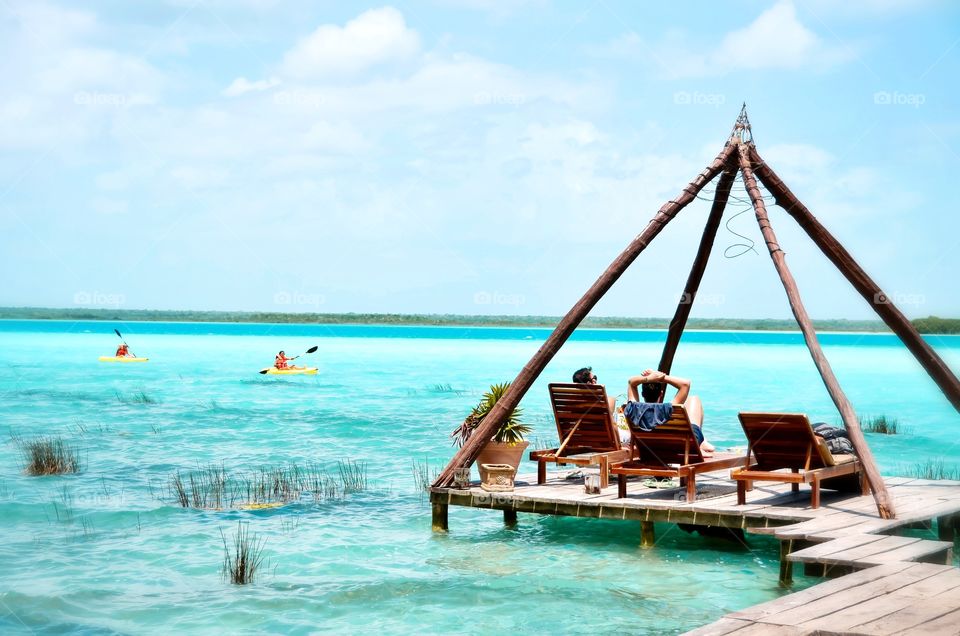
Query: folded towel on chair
624 401 674 432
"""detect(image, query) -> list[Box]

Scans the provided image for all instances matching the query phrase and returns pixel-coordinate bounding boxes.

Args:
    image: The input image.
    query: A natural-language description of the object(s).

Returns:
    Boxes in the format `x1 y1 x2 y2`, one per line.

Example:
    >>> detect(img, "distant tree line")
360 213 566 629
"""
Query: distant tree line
911 316 960 335
2 307 957 334
0 307 929 332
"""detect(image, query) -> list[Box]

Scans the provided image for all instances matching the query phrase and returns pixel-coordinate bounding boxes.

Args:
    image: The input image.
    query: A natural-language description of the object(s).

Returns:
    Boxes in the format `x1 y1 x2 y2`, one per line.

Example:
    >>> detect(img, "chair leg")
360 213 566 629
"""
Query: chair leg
860 471 871 496
686 475 697 503
599 456 609 489
737 479 747 505
811 474 821 509
618 474 627 499
537 460 546 485
791 468 799 493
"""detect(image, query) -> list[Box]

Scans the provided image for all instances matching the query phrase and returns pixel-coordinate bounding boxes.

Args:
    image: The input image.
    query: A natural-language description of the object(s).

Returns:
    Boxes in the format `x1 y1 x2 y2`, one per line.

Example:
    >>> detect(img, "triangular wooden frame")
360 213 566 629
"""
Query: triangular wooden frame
434 107 960 520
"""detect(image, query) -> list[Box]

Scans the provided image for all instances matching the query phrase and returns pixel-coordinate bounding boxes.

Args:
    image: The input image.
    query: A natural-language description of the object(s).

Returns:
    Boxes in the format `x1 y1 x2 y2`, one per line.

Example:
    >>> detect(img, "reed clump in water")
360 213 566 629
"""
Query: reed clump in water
20 436 81 475
221 521 265 585
429 383 465 396
902 459 960 481
170 465 236 509
861 415 899 435
169 460 369 509
411 459 435 492
338 459 367 493
115 389 158 404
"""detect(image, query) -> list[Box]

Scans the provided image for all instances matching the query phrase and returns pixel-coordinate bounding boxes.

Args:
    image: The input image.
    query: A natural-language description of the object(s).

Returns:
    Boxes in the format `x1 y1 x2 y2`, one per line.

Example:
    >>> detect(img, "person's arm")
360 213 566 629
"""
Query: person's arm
667 375 690 405
627 369 663 401
627 369 691 404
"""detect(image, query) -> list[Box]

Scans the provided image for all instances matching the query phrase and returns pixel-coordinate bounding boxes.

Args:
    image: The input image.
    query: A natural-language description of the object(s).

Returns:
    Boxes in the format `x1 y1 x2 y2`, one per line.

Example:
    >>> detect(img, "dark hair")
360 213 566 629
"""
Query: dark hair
641 382 663 403
572 367 593 384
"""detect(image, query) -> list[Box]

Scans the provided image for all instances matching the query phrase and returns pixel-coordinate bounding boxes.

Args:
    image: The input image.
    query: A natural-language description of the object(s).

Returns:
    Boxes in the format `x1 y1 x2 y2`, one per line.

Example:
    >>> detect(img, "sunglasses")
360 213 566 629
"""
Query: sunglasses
590 375 598 383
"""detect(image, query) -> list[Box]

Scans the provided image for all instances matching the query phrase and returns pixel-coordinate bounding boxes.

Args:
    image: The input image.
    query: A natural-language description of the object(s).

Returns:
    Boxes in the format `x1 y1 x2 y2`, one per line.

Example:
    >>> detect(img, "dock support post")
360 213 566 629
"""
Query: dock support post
937 514 957 541
432 502 448 532
503 509 517 527
779 539 794 586
640 521 656 548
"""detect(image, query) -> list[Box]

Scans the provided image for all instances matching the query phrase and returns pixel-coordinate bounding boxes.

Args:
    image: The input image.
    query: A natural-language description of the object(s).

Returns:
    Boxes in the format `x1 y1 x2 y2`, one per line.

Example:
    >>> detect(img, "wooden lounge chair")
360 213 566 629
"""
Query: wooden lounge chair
731 412 867 509
528 383 630 488
610 404 746 502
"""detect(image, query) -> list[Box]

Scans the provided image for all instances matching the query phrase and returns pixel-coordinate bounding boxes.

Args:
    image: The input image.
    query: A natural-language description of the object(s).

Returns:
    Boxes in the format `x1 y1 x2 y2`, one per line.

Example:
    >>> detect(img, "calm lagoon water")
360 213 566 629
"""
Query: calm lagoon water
1 320 958 634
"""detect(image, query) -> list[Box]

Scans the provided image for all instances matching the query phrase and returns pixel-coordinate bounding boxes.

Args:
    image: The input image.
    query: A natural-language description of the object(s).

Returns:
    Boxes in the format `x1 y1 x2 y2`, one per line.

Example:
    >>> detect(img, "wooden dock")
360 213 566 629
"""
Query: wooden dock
685 562 960 635
430 471 960 634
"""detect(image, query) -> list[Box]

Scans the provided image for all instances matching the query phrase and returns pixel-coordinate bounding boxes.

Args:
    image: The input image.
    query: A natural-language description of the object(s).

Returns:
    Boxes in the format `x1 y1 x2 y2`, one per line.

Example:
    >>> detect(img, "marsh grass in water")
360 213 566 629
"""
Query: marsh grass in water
530 435 558 451
48 487 96 542
170 465 235 509
901 459 960 480
862 415 900 435
428 383 465 396
411 458 440 493
169 460 369 509
72 420 111 436
115 389 158 405
19 436 81 475
221 521 266 585
338 459 367 493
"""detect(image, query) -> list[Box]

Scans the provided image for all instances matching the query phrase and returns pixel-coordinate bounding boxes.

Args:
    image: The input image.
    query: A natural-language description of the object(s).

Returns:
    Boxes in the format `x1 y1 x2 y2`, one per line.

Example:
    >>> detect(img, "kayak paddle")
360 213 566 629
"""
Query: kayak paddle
259 346 318 374
114 328 137 358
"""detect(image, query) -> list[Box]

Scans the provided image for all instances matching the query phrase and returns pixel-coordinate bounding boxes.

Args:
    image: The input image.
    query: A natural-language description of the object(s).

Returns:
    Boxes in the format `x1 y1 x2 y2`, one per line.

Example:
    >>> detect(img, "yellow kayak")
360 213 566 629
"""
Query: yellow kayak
261 367 318 375
99 356 149 362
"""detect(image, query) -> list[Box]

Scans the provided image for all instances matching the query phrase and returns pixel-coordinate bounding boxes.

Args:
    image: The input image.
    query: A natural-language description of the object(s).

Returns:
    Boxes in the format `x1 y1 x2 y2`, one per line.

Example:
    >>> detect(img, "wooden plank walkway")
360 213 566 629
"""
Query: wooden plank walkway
432 471 960 634
684 563 960 635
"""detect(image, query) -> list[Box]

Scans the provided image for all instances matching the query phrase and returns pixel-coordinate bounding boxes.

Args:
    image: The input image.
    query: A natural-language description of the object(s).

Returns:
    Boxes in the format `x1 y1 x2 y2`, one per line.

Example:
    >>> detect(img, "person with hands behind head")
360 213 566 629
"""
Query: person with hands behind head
626 369 714 456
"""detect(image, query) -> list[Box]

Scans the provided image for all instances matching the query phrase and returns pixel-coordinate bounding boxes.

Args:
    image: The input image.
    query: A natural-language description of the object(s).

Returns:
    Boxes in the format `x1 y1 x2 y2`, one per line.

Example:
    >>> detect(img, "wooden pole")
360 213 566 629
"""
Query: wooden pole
737 142 895 519
747 145 960 414
432 141 738 487
657 161 738 384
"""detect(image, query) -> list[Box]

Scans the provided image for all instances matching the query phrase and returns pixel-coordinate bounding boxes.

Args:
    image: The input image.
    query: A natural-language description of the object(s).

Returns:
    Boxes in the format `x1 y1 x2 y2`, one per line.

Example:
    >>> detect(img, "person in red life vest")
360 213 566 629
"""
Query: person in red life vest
116 343 132 357
274 351 303 370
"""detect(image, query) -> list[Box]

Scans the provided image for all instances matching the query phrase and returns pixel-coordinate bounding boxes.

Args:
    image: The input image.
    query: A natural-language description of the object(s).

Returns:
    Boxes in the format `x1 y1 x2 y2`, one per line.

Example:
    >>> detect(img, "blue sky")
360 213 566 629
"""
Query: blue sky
2 0 959 319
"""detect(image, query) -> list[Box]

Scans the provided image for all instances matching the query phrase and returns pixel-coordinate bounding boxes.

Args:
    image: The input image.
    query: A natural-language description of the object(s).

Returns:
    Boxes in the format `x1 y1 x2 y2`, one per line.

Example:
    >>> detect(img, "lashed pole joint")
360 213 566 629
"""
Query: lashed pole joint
431 140 739 488
737 141 895 519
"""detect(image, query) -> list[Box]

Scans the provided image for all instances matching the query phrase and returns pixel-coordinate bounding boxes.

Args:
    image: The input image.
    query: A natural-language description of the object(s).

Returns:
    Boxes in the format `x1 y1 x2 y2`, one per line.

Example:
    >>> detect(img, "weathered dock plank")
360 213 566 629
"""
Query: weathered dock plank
689 563 960 635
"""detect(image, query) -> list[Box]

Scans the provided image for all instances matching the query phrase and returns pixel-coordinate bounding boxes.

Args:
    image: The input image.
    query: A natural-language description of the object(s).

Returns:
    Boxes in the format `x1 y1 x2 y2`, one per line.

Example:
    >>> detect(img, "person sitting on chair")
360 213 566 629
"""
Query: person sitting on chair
573 366 629 446
626 369 714 456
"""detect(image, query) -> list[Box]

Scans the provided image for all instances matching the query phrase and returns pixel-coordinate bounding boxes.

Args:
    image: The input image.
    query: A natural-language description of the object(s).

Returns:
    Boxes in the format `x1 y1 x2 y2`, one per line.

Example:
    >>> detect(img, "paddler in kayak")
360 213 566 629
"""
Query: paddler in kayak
274 350 304 370
115 343 134 358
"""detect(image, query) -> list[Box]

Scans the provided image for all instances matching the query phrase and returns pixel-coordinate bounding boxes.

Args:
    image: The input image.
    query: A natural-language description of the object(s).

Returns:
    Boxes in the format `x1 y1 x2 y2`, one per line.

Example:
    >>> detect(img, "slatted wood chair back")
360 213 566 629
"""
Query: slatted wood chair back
738 412 830 471
547 383 621 454
630 404 705 467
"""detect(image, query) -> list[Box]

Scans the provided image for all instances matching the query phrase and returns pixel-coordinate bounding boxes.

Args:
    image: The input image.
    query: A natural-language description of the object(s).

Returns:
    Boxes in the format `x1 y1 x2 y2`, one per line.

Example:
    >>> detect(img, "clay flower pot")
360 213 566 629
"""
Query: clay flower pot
476 440 530 482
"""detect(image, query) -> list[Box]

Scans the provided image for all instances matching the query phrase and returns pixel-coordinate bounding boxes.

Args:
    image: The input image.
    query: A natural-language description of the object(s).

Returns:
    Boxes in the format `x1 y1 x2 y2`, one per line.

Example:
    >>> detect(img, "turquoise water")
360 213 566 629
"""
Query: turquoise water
1 320 958 634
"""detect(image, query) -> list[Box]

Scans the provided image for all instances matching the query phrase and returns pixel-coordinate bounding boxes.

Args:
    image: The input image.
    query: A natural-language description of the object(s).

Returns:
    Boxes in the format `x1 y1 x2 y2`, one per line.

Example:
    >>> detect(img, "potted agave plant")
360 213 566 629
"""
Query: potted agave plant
451 382 531 482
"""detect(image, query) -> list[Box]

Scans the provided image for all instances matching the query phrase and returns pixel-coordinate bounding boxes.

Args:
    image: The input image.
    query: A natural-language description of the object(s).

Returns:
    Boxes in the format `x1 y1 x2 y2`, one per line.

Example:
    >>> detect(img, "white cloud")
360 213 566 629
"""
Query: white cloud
589 1 858 78
222 76 280 97
712 1 854 72
280 7 420 78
